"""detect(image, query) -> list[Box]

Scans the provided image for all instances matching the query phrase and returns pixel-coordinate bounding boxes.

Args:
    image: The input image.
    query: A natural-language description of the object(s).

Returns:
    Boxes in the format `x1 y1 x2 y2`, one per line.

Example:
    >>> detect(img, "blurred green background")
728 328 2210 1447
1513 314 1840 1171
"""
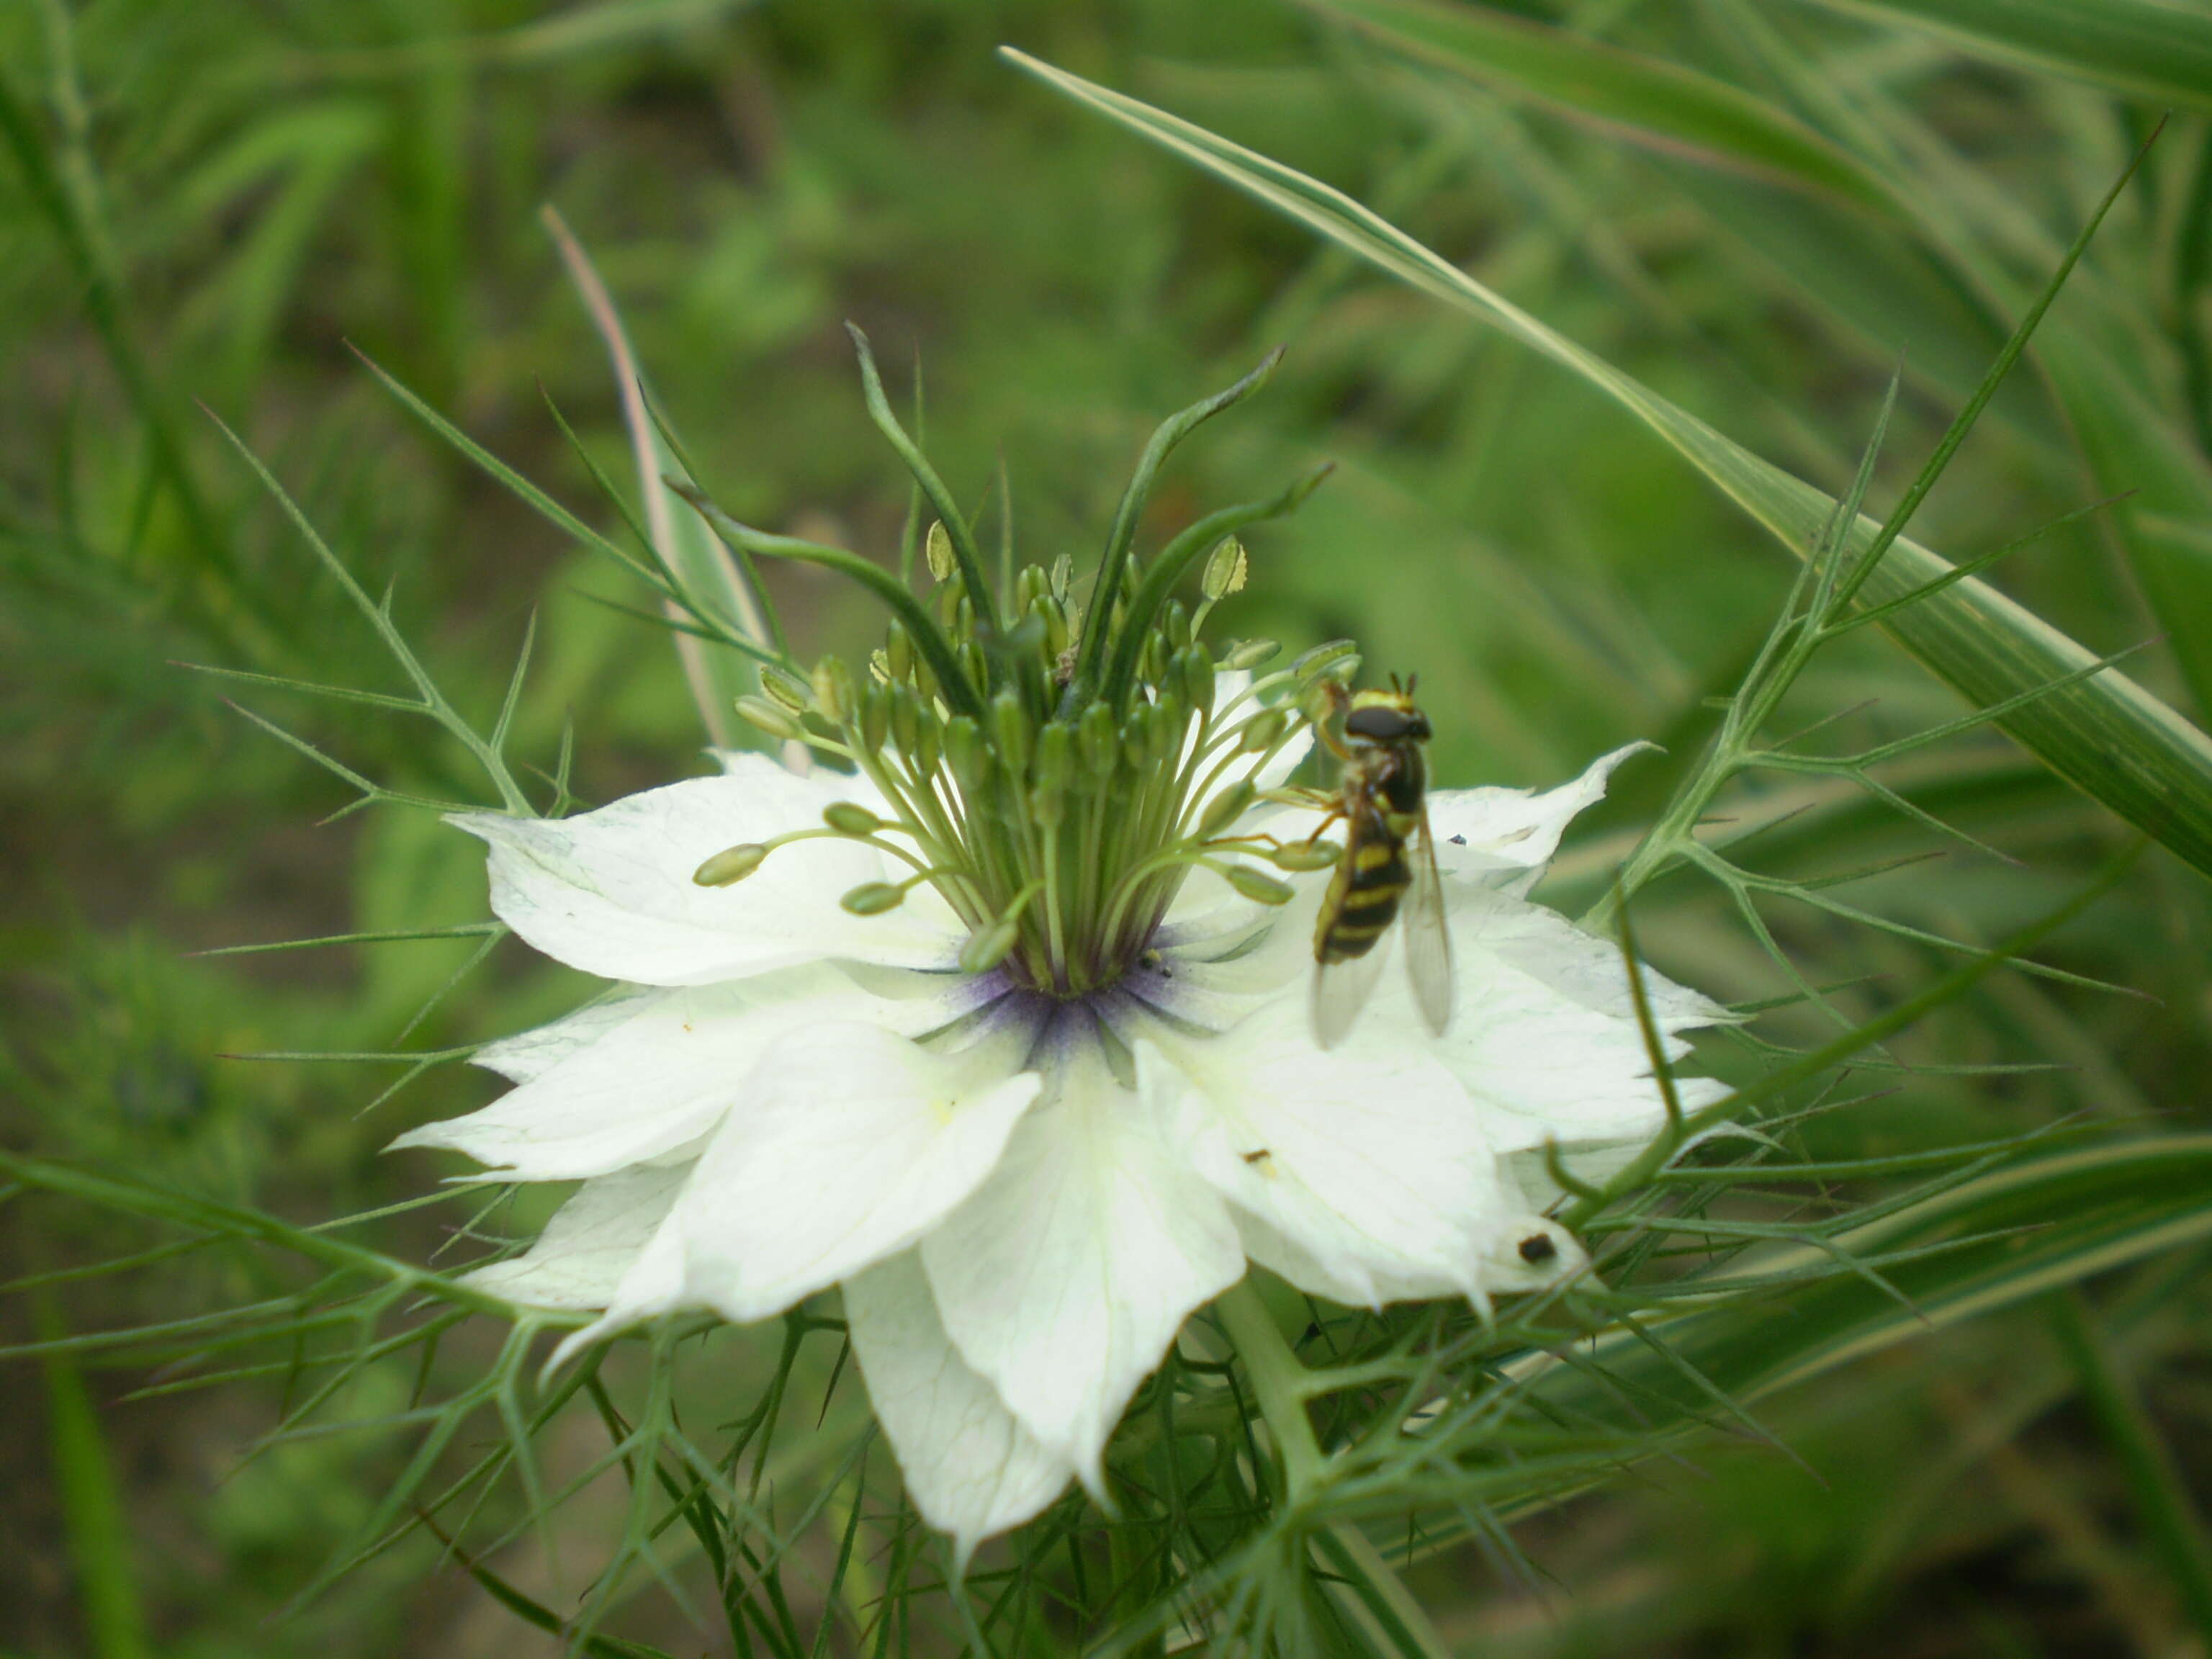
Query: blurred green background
5 0 2211 1653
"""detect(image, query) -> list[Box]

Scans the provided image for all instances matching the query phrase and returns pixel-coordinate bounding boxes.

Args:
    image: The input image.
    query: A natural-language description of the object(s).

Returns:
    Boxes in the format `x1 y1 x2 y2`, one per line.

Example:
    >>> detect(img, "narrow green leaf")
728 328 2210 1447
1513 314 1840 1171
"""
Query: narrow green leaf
1304 0 1903 217
999 49 2212 877
1807 0 2212 112
35 1296 150 1659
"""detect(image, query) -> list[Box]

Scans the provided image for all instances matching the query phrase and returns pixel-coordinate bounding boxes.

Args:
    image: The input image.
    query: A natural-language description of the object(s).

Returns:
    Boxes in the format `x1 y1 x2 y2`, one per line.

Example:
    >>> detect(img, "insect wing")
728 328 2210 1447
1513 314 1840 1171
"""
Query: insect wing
1310 938 1390 1051
1401 814 1455 1037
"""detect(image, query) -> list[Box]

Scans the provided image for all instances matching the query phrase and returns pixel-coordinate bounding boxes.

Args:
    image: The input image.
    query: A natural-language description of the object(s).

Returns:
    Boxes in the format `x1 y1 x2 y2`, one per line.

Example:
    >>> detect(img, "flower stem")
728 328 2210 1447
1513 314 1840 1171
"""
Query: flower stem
1215 1277 1323 1506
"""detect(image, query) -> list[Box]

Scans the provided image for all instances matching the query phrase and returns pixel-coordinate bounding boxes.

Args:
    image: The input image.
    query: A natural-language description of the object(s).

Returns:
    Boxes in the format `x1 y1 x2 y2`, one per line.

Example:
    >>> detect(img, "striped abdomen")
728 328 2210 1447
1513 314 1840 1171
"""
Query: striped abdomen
1315 805 1413 963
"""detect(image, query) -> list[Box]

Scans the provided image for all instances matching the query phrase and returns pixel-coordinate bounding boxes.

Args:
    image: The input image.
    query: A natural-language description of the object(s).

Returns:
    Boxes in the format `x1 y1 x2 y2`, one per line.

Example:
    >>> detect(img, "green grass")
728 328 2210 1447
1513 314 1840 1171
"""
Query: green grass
5 1 2212 1654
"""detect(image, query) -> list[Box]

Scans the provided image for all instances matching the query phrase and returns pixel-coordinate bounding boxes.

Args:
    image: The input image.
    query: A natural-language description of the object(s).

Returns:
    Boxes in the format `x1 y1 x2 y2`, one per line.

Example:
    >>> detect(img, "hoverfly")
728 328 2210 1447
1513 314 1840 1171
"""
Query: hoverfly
1303 677 1455 1049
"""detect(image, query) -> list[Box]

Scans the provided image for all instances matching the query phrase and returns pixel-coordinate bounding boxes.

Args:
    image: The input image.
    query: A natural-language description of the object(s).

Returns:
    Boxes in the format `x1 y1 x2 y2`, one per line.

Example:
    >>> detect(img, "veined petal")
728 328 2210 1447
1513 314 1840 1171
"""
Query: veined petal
1136 1000 1508 1308
452 754 963 985
920 1031 1242 1488
845 1251 1075 1568
472 985 660 1084
392 965 992 1181
673 1021 1043 1323
1449 882 1732 1029
463 1162 687 1310
1429 742 1650 894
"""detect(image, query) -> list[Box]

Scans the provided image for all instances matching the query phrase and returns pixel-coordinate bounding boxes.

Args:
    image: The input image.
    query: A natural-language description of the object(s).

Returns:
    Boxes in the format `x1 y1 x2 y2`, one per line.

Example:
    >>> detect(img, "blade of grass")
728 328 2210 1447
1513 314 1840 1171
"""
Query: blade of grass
35 1292 150 1659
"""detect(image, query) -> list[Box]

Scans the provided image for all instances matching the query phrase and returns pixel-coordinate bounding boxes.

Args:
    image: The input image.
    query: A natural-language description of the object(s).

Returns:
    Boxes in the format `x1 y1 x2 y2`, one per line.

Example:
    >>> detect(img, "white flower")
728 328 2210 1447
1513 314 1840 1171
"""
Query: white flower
397 683 1727 1563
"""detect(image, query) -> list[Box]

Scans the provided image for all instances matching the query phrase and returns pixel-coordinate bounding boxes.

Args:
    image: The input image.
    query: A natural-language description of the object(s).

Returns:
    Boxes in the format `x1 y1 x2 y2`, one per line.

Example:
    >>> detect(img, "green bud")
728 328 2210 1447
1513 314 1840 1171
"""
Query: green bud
811 656 855 726
959 917 1021 976
1195 779 1255 840
885 620 914 683
1164 599 1192 652
760 664 813 714
734 695 805 742
1239 709 1289 752
840 881 907 916
693 842 768 886
1078 701 1119 776
1177 646 1215 718
1202 536 1249 601
1223 638 1280 672
1268 838 1341 872
1033 721 1074 793
992 689 1033 775
860 683 891 754
1292 639 1359 685
823 801 881 837
944 715 992 793
1225 865 1295 905
925 520 956 583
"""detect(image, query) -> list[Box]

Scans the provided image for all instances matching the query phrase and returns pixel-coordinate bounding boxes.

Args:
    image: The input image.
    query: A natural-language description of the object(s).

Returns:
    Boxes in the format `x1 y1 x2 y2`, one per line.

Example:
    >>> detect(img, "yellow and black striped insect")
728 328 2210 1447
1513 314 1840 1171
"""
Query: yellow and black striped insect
1306 678 1455 1049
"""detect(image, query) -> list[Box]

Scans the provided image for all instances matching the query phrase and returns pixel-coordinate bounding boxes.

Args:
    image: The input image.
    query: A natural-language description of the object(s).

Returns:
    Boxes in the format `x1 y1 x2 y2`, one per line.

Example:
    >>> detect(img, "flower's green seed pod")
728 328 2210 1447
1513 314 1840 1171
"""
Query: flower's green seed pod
925 520 956 583
734 695 805 742
1269 838 1341 872
1223 638 1280 672
1292 639 1359 685
1078 701 1119 776
1225 866 1295 905
944 715 992 792
1202 536 1249 601
760 664 812 714
693 842 768 886
1239 709 1288 752
992 690 1033 775
823 801 881 837
840 881 906 916
1164 599 1192 652
885 620 914 683
860 683 891 754
1195 779 1255 840
890 683 925 757
959 917 1022 976
812 656 855 726
1033 722 1074 793
1177 646 1215 719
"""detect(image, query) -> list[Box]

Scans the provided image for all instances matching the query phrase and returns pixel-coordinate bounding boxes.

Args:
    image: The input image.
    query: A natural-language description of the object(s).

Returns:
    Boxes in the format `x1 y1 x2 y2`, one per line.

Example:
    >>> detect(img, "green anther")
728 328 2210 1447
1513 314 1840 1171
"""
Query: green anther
812 656 855 725
760 664 813 714
1239 709 1288 752
1147 693 1188 769
886 619 914 683
944 715 992 792
925 519 956 583
890 683 925 757
860 683 891 753
955 593 976 641
1078 701 1119 775
1164 599 1191 652
913 703 943 775
1038 595 1072 659
959 917 1022 976
1223 638 1280 671
992 689 1033 775
1292 638 1359 685
869 647 893 685
1268 839 1341 872
1177 646 1215 718
1122 716 1149 773
1202 536 1249 601
1032 783 1066 829
1195 779 1255 840
840 881 907 916
823 801 881 836
1033 722 1074 793
1140 630 1169 685
938 575 966 629
693 842 769 886
1050 552 1074 603
1224 865 1295 905
734 695 806 742
1015 565 1045 609
958 640 988 690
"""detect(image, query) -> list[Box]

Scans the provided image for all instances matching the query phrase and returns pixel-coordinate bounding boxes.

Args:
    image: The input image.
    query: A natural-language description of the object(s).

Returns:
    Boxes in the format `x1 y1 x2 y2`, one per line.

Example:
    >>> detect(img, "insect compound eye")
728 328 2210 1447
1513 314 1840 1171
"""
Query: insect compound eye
1344 703 1413 740
1516 1232 1558 1264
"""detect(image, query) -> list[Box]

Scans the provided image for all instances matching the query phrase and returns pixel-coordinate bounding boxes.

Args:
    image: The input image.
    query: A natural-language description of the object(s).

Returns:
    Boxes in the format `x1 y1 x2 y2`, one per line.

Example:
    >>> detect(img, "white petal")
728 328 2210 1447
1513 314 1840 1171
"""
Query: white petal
1450 883 1732 1029
392 966 992 1181
1136 1000 1511 1308
453 754 963 985
920 1034 1243 1488
673 1021 1043 1323
472 986 660 1084
463 1162 688 1310
845 1252 1075 1566
1429 742 1650 894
